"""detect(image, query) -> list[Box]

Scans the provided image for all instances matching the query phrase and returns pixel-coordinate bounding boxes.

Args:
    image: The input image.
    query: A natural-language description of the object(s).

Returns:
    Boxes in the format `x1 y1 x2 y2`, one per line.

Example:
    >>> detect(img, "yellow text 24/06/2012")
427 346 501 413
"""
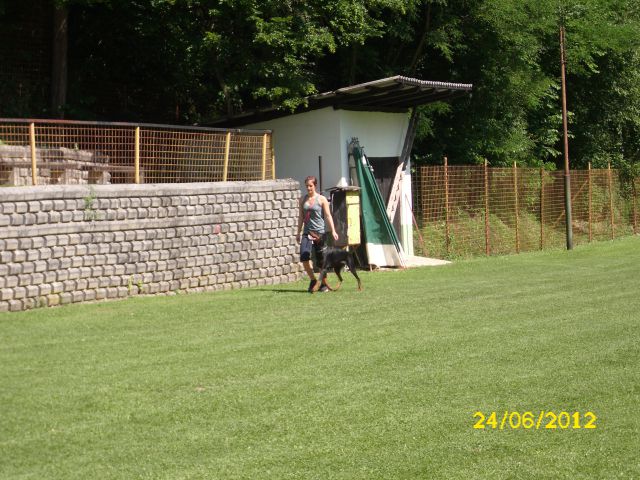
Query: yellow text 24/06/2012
473 411 597 430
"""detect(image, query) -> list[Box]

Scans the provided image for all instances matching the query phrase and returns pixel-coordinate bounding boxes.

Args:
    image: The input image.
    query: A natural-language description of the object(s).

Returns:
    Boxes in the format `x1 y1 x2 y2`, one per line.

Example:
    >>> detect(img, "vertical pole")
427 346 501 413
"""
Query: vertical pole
632 178 638 235
223 131 231 181
271 135 276 180
514 161 520 253
261 133 267 180
540 167 544 250
588 162 593 242
29 122 38 186
318 156 323 192
560 25 574 250
134 126 140 184
444 156 450 255
608 162 615 239
484 160 490 255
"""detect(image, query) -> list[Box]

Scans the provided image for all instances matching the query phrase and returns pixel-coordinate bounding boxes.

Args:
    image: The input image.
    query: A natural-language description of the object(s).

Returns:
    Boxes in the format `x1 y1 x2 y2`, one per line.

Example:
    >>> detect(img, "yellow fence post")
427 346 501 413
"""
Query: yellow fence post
223 132 231 181
29 122 38 186
134 126 141 184
261 133 267 180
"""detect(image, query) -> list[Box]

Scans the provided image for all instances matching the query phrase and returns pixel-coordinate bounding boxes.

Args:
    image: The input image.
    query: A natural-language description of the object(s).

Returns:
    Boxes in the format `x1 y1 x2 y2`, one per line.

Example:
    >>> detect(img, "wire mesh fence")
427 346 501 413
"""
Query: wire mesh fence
0 119 274 186
412 162 639 258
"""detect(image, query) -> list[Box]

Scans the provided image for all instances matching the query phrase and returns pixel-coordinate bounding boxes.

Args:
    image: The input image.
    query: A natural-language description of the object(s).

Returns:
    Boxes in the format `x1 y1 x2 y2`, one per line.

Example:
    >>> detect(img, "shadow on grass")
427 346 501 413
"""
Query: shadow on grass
253 288 310 294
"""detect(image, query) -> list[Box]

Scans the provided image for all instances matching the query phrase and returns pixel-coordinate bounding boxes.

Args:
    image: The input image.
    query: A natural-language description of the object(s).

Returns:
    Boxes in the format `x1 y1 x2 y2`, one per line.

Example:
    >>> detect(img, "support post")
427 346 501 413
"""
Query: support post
540 167 544 250
134 126 140 184
271 135 276 180
261 133 268 180
514 161 520 253
29 122 37 185
633 178 638 235
587 162 593 243
444 156 450 255
223 132 231 181
560 25 574 250
608 162 615 239
484 160 490 255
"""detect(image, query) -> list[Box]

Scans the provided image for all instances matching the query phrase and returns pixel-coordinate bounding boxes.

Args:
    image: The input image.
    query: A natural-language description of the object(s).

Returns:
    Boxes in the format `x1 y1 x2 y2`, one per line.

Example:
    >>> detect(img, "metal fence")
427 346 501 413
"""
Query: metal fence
0 119 274 186
412 161 639 258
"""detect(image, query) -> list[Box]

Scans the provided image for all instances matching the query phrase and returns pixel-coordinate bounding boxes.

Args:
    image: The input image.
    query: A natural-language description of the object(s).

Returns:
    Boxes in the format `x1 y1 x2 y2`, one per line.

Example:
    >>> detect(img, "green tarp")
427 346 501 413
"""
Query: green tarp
350 139 405 268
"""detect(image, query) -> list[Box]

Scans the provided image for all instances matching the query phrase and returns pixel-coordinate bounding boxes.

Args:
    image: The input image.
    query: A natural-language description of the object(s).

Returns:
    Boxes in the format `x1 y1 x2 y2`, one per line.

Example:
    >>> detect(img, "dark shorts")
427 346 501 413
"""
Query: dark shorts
300 233 325 265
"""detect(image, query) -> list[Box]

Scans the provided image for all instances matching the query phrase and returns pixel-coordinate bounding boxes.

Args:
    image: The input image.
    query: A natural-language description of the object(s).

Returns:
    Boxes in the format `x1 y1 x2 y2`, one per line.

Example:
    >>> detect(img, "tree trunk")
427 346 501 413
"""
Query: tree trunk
408 2 432 76
51 5 68 117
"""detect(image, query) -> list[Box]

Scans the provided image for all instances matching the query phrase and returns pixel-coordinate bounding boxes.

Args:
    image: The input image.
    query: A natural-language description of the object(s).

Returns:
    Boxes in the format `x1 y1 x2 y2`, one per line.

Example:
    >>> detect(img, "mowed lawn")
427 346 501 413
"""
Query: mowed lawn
1 237 639 479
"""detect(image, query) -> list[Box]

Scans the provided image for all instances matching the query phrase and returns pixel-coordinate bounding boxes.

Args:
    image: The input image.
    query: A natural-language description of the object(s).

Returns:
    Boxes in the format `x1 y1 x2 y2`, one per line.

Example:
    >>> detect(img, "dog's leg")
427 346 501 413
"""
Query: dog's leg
312 269 328 292
332 266 343 291
346 256 363 291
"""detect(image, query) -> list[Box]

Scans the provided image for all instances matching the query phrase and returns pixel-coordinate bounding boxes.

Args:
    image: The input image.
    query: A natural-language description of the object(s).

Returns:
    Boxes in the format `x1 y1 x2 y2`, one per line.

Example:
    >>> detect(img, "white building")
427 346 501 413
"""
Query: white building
214 76 472 260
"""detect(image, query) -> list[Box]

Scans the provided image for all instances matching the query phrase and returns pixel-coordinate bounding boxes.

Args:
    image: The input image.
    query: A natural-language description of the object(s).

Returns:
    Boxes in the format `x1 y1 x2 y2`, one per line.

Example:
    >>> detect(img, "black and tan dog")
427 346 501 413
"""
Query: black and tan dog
311 247 362 292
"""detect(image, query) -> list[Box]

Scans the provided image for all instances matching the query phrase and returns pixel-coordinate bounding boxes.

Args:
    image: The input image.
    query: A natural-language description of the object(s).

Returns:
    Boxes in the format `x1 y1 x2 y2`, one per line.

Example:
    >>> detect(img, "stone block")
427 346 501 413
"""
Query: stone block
9 300 23 312
0 288 14 300
59 292 72 304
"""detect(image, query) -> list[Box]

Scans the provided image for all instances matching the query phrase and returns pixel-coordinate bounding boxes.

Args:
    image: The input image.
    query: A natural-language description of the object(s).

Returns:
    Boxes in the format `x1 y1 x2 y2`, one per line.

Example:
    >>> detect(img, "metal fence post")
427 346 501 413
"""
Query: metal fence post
444 157 450 255
261 133 268 180
271 134 276 180
514 161 520 253
588 162 592 242
608 162 615 239
484 160 490 255
633 178 638 235
223 132 231 181
134 126 141 184
540 167 544 250
29 122 38 186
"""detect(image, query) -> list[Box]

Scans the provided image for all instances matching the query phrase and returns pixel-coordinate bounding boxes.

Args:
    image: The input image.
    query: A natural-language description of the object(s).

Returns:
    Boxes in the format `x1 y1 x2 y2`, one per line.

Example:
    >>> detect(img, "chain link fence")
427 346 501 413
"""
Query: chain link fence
0 119 274 186
412 162 638 258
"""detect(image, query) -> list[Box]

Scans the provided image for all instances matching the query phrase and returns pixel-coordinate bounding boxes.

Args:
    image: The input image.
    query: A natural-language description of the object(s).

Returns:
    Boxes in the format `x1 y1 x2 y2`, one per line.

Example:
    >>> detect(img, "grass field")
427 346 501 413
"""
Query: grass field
1 237 639 479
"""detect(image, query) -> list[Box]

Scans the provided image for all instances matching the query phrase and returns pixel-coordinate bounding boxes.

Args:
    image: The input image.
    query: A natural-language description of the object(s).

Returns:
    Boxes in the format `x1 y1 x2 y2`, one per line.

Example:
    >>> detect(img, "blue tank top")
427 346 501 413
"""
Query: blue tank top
303 195 325 234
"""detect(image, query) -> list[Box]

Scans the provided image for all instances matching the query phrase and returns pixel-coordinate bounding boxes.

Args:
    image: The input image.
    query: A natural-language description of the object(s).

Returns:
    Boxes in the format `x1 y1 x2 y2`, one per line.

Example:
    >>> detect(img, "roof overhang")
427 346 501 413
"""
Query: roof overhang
208 75 472 127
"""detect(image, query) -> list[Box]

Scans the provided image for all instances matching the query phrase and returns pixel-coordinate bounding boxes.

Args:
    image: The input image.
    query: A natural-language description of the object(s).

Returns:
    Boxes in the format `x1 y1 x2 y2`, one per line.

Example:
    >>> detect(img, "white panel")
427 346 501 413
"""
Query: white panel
243 108 343 194
338 110 409 168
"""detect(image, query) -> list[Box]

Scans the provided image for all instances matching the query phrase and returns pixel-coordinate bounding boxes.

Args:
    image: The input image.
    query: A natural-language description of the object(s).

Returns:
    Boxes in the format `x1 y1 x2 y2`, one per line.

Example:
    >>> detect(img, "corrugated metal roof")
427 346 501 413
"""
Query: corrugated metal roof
209 75 473 126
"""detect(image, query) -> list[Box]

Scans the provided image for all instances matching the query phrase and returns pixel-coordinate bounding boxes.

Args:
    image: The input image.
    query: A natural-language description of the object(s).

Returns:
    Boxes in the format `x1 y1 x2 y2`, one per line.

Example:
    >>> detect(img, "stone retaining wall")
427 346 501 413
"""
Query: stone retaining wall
0 180 302 312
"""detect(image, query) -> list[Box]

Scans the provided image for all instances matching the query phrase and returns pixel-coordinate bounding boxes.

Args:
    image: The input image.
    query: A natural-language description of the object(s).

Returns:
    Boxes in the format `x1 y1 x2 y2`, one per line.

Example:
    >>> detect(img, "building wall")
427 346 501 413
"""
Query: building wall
337 110 409 167
245 108 343 194
0 180 302 312
245 108 414 255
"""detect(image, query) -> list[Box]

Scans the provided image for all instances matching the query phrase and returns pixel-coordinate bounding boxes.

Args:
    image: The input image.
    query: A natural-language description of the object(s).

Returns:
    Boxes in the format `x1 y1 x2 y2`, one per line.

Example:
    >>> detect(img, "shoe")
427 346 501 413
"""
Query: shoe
319 284 329 292
308 279 317 292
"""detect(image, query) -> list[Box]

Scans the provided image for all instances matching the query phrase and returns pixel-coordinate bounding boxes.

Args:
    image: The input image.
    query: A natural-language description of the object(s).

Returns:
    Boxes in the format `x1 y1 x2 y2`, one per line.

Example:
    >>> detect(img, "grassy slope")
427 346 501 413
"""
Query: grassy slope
1 237 639 479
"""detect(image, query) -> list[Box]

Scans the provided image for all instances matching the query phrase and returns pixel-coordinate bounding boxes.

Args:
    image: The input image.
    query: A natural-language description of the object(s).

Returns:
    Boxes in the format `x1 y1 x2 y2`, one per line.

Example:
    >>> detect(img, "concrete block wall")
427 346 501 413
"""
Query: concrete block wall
0 180 302 312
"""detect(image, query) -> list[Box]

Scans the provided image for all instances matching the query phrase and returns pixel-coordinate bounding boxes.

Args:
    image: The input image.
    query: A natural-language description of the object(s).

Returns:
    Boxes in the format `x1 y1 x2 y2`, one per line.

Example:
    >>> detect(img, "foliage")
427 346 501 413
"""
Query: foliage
1 0 639 172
